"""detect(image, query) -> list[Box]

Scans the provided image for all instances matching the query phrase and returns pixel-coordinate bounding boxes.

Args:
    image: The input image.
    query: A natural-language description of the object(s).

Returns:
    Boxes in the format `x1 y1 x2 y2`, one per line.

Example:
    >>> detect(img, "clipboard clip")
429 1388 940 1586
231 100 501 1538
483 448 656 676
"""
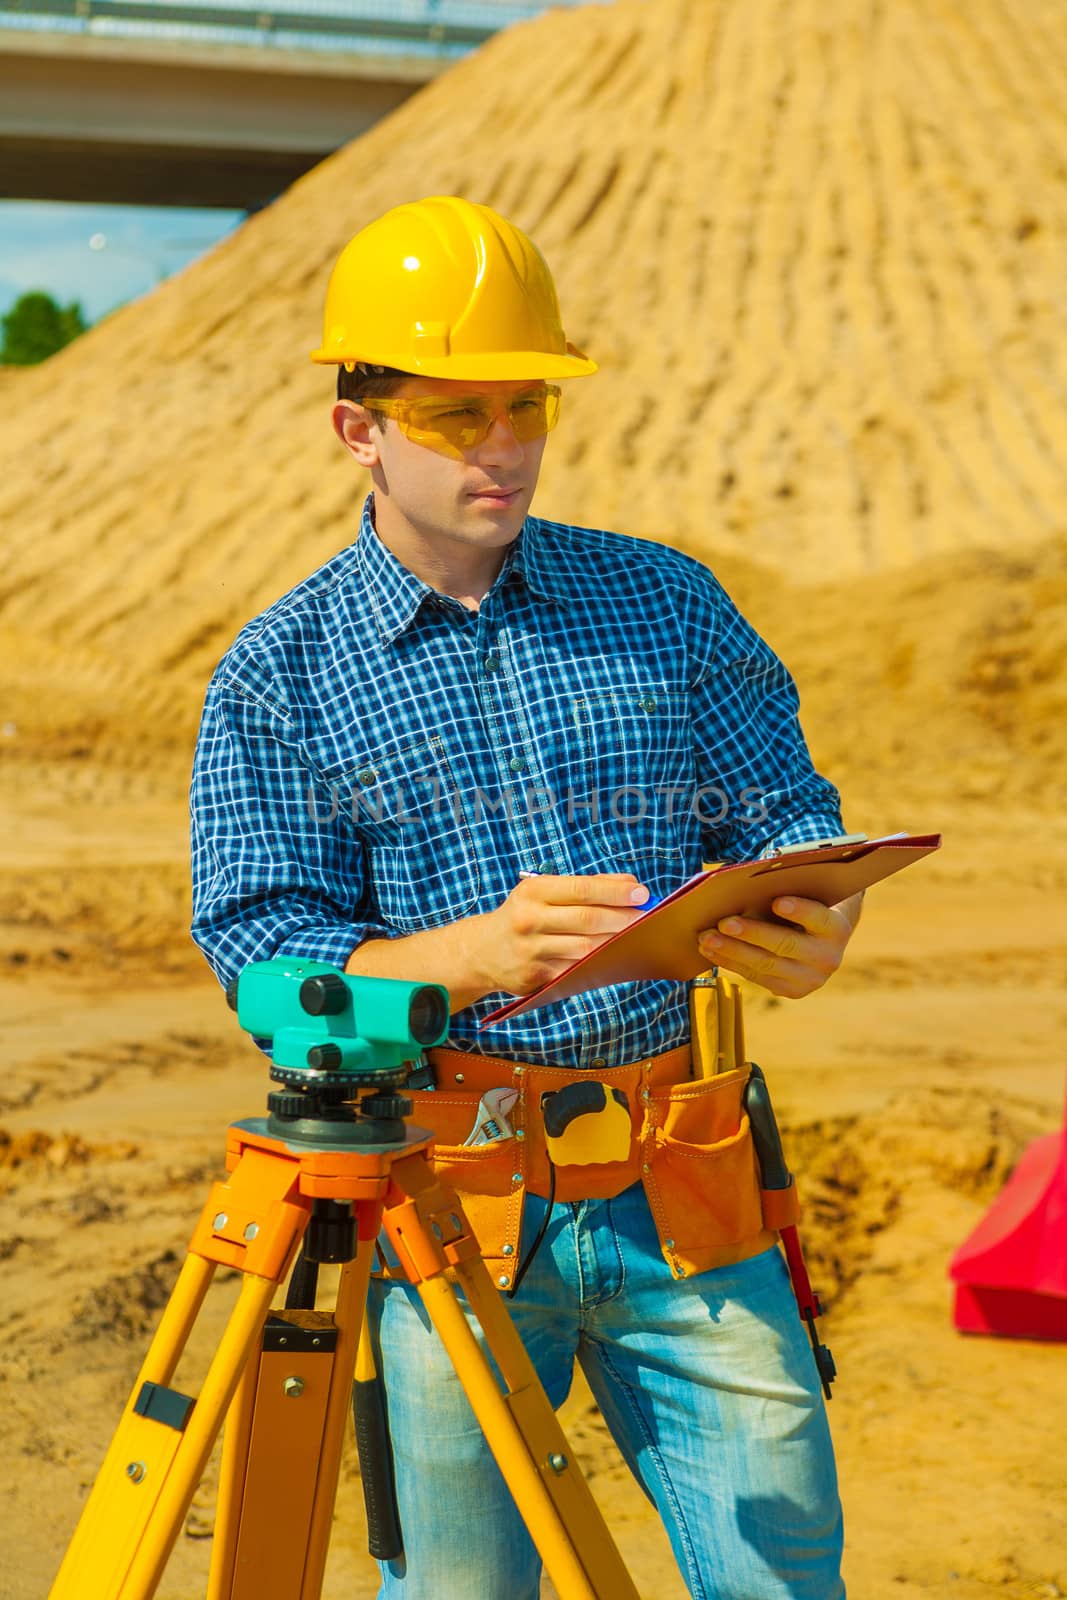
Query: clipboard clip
769 830 916 860
777 832 876 857
771 832 868 857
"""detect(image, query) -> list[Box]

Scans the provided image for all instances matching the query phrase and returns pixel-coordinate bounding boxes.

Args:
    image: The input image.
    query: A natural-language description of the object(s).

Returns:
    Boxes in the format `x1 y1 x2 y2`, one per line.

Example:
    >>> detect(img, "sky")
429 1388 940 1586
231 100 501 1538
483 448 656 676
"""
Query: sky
0 200 246 325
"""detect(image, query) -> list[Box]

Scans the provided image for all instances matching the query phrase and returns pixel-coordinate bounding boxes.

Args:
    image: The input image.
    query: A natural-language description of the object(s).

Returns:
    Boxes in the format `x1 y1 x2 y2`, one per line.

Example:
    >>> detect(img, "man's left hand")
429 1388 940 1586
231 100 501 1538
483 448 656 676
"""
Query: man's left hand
696 893 861 999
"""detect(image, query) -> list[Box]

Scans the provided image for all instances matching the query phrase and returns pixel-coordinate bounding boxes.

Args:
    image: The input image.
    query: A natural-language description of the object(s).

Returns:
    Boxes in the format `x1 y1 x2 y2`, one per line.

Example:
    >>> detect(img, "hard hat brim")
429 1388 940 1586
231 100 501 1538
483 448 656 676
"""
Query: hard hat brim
310 347 598 380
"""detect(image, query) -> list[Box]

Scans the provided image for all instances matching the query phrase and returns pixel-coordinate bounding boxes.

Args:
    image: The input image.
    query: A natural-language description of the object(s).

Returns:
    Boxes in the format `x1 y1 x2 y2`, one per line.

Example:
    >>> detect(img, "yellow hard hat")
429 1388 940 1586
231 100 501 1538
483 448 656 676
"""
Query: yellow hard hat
310 195 597 381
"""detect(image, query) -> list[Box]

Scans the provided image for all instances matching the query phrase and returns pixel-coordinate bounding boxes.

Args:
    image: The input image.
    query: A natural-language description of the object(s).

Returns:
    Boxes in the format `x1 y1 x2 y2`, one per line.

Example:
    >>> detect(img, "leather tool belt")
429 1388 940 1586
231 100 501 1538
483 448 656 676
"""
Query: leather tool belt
374 971 800 1292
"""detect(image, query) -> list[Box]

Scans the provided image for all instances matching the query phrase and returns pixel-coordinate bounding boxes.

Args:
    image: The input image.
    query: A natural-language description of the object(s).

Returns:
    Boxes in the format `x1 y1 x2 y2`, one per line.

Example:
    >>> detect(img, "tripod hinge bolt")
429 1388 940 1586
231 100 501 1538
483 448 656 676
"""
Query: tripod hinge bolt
125 1461 147 1484
547 1453 568 1474
283 1377 305 1399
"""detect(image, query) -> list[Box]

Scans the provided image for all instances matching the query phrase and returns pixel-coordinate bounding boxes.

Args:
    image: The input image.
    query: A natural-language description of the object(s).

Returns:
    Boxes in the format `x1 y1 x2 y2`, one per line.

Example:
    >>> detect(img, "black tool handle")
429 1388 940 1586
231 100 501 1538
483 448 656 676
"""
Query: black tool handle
284 1247 318 1310
352 1374 403 1561
743 1063 792 1191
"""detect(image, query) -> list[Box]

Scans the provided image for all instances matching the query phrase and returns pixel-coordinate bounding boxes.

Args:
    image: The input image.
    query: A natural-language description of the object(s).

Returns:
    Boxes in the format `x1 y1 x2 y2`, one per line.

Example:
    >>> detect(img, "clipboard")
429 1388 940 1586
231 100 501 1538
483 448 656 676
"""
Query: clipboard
479 831 942 1026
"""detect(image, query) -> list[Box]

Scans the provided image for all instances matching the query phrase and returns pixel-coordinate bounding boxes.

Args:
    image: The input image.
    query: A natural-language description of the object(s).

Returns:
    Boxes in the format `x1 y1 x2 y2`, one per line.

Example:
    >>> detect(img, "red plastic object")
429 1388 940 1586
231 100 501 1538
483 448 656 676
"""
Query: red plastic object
948 1077 1067 1340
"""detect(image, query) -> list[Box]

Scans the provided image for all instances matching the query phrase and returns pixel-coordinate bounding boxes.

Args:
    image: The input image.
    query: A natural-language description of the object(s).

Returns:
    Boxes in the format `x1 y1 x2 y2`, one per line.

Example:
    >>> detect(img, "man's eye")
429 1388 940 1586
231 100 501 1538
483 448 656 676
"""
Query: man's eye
438 407 481 420
511 399 540 412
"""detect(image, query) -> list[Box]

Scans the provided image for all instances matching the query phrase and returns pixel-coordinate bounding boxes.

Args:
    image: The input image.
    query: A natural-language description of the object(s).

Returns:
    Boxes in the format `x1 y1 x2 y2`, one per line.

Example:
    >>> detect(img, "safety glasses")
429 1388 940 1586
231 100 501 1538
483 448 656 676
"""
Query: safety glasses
359 384 561 459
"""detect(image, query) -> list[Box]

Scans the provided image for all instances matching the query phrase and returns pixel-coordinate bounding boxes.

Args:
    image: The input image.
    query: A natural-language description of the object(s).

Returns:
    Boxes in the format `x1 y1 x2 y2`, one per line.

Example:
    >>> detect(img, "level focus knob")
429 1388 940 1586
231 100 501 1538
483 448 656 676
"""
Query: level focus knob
300 973 349 1016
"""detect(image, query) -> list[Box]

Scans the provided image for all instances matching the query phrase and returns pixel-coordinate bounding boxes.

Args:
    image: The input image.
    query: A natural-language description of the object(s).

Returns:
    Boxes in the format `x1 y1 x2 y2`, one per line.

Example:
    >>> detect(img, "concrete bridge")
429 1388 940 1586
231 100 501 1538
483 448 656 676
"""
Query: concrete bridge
0 0 596 208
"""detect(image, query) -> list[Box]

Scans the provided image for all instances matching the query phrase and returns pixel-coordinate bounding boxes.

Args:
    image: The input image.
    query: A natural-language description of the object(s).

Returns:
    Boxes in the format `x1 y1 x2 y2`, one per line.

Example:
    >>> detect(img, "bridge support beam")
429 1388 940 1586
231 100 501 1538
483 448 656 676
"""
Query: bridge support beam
0 30 441 208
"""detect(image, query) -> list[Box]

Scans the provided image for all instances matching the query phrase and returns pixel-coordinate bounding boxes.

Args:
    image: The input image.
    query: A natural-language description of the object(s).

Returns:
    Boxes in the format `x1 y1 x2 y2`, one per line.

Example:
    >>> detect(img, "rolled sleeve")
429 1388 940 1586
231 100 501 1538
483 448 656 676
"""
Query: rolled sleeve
189 675 398 992
688 577 844 862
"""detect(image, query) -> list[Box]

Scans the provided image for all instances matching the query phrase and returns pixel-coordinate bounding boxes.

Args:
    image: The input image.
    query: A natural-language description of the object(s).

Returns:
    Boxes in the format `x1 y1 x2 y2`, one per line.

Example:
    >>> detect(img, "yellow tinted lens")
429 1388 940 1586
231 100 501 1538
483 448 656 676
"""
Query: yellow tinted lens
386 386 561 456
403 398 493 450
507 386 560 441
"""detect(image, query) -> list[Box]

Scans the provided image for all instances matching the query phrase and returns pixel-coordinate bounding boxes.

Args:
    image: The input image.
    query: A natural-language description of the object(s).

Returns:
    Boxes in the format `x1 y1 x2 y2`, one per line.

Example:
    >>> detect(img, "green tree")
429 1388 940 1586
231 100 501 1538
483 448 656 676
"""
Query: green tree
0 291 88 365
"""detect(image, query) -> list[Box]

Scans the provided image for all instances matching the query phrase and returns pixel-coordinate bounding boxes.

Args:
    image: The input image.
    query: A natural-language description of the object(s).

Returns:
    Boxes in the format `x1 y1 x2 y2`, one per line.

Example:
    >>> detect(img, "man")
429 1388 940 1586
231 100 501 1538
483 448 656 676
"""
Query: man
191 196 859 1598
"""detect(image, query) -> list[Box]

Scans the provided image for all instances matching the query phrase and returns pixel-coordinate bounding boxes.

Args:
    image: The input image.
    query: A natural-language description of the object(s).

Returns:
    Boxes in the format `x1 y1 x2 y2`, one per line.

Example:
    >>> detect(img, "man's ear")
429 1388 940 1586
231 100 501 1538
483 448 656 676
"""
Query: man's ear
332 400 381 467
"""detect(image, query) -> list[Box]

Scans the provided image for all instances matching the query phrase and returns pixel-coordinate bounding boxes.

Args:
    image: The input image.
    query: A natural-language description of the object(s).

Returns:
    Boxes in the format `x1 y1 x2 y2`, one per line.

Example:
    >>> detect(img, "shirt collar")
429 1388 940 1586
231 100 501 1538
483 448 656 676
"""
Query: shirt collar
355 493 572 643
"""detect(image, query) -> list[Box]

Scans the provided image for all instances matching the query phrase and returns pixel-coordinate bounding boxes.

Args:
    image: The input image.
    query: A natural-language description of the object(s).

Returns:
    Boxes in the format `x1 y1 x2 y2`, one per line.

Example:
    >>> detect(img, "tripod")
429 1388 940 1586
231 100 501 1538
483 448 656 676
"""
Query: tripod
49 1090 640 1600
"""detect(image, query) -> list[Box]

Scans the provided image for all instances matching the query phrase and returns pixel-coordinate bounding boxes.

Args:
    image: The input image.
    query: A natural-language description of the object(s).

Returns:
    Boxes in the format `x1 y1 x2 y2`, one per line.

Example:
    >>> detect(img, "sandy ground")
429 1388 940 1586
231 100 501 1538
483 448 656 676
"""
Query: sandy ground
2 787 1065 1600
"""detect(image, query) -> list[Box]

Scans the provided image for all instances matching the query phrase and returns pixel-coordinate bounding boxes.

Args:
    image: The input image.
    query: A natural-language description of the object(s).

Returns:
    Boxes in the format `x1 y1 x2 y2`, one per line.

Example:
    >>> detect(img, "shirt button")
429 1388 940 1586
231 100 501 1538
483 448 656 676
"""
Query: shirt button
590 1056 606 1068
537 860 554 873
356 769 377 786
509 756 526 773
484 656 500 672
641 695 658 712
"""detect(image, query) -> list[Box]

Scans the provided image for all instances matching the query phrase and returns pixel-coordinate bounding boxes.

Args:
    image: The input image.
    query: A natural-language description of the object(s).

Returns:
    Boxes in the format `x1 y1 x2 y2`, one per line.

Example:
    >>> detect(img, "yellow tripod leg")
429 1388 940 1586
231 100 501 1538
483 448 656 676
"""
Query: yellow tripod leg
51 1260 277 1600
421 1271 638 1600
50 1250 217 1599
300 1237 375 1599
205 1325 261 1600
385 1157 639 1600
121 1272 278 1598
207 1212 379 1600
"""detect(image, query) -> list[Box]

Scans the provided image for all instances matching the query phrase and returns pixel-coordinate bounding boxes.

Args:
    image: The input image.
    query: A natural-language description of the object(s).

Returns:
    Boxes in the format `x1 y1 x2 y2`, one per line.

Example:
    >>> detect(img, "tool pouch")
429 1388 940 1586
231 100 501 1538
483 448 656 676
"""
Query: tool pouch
375 1079 528 1287
638 1064 776 1278
638 969 796 1277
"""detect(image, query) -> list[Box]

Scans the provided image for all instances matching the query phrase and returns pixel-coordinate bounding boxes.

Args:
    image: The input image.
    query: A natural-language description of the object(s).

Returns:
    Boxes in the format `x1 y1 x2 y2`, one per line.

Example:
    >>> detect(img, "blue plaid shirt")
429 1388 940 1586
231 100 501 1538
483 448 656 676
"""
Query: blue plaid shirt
190 493 844 1068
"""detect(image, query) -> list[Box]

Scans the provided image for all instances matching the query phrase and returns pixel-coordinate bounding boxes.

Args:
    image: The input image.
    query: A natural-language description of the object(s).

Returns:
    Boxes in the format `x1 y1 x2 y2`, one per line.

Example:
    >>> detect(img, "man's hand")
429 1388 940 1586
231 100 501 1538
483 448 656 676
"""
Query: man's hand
478 872 651 996
696 891 862 999
347 872 651 1014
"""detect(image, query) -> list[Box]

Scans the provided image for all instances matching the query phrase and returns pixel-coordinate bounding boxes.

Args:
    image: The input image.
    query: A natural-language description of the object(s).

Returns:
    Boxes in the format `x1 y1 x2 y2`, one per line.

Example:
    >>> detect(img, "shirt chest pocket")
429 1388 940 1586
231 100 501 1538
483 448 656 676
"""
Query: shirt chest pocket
570 686 694 864
328 736 480 933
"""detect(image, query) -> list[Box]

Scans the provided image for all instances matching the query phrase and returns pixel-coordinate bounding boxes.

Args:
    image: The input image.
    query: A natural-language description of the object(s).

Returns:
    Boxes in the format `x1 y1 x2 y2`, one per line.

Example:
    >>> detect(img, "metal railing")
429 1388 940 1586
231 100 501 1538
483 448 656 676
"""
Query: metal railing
0 0 608 59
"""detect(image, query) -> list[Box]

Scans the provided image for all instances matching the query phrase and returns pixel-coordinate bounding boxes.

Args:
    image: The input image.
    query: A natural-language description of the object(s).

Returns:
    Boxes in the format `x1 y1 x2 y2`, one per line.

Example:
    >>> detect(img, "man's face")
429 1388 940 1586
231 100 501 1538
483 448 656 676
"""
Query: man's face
332 375 551 555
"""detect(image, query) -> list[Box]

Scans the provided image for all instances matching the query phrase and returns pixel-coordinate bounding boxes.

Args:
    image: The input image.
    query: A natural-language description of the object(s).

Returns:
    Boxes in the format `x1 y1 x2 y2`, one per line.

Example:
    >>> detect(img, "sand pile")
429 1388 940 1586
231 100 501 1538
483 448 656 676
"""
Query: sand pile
2 0 1066 735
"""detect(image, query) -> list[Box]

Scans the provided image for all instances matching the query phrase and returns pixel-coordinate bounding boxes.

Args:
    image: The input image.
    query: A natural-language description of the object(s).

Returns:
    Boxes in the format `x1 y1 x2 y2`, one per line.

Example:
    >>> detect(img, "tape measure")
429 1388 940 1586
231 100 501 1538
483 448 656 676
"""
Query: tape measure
541 1080 631 1166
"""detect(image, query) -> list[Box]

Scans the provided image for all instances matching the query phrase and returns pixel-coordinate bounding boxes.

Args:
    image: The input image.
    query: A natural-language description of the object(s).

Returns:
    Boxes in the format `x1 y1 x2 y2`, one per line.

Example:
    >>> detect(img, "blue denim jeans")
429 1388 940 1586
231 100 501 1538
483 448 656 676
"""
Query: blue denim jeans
366 1179 845 1600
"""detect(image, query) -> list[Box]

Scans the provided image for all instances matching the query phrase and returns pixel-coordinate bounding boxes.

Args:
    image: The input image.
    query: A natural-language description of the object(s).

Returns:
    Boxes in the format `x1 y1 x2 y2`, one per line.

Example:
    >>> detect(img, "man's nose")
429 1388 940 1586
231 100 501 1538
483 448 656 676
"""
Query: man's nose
478 410 525 465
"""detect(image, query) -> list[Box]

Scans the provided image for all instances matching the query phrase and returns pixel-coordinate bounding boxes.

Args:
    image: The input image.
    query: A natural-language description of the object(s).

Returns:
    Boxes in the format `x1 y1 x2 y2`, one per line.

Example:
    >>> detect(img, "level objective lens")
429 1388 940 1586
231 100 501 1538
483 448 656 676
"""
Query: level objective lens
408 986 447 1045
